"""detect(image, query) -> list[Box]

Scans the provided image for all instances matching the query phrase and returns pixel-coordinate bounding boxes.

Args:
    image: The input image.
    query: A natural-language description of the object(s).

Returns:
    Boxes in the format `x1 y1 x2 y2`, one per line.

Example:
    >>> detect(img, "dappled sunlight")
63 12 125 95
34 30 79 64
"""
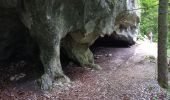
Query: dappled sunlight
135 40 157 58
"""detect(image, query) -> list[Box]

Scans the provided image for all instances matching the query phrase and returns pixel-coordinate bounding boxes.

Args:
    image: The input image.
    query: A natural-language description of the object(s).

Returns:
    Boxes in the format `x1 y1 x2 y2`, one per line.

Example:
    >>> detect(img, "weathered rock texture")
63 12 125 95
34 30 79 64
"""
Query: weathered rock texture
113 0 140 44
0 0 140 91
94 0 140 45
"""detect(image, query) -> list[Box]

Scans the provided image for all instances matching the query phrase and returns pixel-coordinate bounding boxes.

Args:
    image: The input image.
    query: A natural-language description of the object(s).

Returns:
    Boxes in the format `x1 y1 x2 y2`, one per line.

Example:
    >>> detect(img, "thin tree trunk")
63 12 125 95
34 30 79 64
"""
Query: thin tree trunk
158 0 169 88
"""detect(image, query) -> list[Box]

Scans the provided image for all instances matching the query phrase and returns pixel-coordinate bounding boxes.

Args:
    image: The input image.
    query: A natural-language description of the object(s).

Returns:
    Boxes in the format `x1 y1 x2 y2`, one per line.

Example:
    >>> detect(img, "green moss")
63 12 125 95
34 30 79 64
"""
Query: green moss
158 81 169 89
61 32 101 70
145 55 156 62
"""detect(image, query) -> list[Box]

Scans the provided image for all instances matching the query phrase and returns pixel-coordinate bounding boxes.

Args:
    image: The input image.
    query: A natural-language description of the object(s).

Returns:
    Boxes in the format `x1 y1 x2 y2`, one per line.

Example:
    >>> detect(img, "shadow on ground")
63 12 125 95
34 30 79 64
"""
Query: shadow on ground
0 41 169 100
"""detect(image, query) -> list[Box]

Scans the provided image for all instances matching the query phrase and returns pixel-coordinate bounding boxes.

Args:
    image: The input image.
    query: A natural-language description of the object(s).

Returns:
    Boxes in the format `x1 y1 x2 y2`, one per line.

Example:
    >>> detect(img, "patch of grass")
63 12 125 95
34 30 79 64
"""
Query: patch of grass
137 55 156 64
148 56 156 60
145 55 156 63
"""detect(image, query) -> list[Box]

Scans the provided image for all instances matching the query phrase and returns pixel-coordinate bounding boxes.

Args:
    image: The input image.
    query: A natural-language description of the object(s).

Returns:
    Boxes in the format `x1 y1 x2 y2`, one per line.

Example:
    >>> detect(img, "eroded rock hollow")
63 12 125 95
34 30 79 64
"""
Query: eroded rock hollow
0 0 140 91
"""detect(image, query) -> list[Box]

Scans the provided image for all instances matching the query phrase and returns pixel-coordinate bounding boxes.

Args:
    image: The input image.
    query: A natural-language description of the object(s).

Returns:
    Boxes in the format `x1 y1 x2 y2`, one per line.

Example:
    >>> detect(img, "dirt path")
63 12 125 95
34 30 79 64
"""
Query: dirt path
0 41 169 100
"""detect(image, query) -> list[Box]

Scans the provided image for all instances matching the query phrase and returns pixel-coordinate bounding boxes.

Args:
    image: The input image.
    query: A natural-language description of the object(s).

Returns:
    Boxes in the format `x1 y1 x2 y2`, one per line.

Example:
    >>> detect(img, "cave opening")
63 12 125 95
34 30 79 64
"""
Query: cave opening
0 29 135 88
61 35 134 68
91 35 133 48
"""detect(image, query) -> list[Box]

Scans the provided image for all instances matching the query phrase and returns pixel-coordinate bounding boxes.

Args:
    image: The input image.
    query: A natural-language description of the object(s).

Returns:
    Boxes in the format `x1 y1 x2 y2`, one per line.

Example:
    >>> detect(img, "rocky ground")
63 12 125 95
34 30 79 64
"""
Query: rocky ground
0 41 170 100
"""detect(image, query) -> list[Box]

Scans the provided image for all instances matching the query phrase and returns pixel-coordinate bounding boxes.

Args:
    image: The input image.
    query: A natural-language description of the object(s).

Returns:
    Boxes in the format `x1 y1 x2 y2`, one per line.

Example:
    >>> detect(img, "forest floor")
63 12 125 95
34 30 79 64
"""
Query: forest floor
0 40 170 100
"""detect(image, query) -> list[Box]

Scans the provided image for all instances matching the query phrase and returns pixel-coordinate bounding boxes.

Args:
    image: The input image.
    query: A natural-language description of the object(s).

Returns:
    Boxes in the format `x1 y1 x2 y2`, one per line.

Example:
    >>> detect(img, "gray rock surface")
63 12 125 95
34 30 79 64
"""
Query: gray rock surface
113 0 140 44
0 0 140 91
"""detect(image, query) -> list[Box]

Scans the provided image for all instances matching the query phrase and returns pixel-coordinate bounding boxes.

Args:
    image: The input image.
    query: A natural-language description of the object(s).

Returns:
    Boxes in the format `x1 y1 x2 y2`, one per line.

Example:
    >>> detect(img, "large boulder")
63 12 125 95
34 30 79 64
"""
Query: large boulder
112 0 140 45
113 12 140 45
0 0 140 91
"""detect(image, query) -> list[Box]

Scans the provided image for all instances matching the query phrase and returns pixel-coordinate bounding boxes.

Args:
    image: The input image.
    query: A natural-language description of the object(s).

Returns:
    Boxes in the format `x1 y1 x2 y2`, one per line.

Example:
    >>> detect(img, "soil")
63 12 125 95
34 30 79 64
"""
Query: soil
0 41 169 100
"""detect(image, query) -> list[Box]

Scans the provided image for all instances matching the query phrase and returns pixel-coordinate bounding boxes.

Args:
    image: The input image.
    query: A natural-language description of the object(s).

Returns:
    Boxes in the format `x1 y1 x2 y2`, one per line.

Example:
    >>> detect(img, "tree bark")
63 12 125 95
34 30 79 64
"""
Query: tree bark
158 0 169 88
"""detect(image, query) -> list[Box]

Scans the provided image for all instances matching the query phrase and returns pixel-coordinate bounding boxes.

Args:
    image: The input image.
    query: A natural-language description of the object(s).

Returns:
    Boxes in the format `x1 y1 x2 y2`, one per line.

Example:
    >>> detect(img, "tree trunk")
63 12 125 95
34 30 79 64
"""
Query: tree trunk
158 0 169 88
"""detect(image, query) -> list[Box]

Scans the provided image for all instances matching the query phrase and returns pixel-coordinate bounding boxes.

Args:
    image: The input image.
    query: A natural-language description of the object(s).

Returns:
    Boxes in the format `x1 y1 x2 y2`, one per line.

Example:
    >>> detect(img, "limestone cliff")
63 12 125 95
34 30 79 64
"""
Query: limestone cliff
0 0 140 90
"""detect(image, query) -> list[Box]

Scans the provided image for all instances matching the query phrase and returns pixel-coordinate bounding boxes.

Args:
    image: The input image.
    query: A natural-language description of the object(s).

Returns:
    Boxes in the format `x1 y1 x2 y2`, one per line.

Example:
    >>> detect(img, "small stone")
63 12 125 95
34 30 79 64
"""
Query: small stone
97 55 103 57
108 54 112 57
10 77 15 81
43 93 51 99
94 56 100 59
105 54 112 57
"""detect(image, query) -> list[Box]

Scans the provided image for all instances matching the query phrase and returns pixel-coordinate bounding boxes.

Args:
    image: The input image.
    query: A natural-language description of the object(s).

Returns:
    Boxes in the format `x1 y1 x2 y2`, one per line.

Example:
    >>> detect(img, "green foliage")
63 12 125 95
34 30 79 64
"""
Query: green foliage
140 0 170 55
140 0 158 42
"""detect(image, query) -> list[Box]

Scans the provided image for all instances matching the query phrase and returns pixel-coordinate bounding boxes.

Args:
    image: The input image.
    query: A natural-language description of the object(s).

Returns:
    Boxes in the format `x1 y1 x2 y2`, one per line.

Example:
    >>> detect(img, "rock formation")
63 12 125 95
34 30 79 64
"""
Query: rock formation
113 0 140 45
0 0 140 91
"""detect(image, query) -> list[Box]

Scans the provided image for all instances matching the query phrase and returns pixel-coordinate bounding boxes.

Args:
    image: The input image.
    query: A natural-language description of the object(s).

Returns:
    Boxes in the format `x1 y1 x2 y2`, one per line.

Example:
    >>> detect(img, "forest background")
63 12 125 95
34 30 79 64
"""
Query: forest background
139 0 170 57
